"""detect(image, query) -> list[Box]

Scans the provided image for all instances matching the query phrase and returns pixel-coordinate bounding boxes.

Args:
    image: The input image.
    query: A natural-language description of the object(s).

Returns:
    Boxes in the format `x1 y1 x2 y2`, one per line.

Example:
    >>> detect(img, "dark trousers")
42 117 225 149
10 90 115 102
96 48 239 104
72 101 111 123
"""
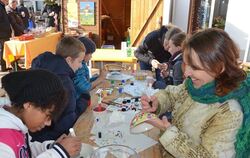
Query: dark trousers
76 93 90 117
153 81 167 89
0 39 7 71
138 61 165 82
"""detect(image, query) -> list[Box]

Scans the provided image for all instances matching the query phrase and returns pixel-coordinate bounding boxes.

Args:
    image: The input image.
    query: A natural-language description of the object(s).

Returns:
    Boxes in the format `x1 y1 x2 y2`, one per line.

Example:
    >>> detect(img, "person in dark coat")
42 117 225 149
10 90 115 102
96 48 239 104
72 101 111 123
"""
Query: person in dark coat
134 25 181 81
17 0 29 30
0 0 11 71
42 2 60 29
6 0 24 36
30 36 87 142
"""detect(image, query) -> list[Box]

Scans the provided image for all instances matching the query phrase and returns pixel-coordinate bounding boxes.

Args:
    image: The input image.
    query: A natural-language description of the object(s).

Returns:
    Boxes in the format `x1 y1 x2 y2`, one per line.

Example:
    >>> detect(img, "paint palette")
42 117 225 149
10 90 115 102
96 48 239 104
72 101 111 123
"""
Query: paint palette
130 112 156 133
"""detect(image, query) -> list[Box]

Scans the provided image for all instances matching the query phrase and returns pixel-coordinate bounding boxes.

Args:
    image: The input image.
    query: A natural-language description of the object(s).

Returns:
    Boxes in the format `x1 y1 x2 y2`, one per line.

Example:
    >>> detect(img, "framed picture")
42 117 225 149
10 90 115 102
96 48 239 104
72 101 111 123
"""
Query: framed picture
80 1 95 26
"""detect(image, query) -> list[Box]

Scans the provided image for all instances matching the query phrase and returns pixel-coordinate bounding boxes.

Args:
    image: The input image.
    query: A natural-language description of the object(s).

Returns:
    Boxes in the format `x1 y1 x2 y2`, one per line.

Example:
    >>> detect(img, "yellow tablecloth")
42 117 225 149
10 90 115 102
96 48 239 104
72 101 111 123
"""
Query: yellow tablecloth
92 48 137 63
91 48 138 70
3 32 62 69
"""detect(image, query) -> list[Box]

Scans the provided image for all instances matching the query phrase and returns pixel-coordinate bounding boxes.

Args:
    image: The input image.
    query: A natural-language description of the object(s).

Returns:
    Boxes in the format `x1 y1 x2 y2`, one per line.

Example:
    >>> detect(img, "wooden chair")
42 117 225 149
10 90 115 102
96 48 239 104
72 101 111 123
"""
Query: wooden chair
104 64 131 71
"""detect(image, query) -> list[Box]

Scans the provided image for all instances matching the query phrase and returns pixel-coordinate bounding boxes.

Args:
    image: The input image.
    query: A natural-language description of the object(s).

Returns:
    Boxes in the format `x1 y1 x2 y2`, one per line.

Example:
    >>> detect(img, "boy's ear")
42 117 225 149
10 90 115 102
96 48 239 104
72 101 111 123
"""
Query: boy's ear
23 102 32 109
65 56 72 65
177 46 182 52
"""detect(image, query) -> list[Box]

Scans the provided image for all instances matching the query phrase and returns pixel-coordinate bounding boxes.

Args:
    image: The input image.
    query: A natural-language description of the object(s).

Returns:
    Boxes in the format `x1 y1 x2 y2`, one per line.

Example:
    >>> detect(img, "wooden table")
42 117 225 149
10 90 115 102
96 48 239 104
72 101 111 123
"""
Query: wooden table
91 48 138 70
3 32 62 69
73 71 162 158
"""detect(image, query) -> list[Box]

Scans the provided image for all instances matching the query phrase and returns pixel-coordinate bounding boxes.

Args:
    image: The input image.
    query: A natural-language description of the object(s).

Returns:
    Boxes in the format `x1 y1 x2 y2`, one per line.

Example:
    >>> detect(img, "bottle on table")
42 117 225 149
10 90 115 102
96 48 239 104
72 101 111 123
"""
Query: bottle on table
126 37 132 57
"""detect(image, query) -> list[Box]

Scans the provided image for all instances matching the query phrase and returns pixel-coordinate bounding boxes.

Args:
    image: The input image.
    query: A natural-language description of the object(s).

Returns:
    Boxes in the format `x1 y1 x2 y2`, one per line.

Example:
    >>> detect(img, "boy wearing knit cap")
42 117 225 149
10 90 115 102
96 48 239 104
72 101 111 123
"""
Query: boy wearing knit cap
30 36 86 142
0 69 81 158
73 37 105 105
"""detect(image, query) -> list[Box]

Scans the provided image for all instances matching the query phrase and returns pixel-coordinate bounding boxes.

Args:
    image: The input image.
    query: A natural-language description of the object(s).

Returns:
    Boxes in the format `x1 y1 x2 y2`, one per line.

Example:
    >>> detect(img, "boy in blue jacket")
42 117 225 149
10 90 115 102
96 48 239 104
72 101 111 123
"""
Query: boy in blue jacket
73 37 104 106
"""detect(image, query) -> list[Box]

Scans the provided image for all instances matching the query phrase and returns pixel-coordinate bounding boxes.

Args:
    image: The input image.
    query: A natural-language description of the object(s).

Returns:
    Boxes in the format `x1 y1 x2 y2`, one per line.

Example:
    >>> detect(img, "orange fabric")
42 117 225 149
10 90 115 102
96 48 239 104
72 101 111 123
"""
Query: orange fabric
3 32 62 68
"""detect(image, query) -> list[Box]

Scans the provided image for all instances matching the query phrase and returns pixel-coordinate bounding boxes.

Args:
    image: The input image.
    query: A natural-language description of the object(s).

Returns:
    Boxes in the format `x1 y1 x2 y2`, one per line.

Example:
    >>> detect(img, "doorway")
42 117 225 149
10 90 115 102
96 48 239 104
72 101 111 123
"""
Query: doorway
100 0 131 49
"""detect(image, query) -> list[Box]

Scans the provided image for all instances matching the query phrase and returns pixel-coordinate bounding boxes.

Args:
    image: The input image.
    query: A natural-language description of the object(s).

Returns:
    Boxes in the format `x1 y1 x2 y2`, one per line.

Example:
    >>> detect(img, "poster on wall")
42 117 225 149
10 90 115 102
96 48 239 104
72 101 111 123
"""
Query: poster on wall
67 1 78 28
80 2 95 25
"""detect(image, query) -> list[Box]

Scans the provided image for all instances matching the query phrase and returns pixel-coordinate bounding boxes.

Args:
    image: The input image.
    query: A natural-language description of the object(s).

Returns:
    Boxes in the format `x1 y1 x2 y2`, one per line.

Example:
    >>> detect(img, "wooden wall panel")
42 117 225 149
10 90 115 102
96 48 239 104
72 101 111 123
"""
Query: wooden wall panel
130 0 163 46
62 0 100 46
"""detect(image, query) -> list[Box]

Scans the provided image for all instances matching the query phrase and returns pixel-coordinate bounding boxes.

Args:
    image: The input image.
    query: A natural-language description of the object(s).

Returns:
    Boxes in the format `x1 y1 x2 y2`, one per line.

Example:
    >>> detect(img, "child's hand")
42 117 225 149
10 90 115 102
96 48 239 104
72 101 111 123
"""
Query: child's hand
141 95 158 113
99 70 107 78
158 63 168 71
151 59 160 69
146 116 171 131
0 88 6 97
57 136 82 157
160 69 169 78
49 11 55 16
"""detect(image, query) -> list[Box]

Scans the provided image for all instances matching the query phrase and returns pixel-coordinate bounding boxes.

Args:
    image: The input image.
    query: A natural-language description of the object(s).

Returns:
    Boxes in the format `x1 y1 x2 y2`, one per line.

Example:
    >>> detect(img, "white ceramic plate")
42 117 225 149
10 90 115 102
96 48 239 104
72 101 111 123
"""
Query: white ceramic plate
130 122 154 134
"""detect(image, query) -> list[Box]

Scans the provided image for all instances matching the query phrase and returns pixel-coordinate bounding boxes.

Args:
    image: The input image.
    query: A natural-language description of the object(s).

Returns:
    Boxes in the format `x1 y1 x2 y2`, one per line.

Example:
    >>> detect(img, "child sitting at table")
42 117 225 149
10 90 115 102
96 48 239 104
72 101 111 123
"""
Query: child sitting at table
73 37 105 107
30 36 86 142
153 32 186 89
0 69 81 158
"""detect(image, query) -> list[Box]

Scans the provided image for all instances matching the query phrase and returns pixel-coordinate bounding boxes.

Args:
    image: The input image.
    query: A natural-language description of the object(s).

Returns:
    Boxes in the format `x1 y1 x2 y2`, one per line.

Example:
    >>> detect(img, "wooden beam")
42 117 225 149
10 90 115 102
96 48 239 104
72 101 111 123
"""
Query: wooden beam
61 0 65 33
132 0 162 46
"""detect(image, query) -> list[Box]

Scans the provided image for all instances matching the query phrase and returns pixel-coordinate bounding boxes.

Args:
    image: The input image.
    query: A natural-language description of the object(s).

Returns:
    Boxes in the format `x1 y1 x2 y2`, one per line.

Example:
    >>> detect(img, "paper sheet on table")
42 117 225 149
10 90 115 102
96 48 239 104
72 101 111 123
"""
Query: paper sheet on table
106 73 133 81
123 80 159 97
91 111 158 154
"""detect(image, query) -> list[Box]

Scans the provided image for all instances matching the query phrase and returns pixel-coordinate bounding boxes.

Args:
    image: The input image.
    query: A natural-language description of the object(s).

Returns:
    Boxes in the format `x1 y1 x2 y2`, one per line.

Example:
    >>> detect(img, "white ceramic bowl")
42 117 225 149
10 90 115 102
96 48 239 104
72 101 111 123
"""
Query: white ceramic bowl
130 122 154 134
92 106 108 123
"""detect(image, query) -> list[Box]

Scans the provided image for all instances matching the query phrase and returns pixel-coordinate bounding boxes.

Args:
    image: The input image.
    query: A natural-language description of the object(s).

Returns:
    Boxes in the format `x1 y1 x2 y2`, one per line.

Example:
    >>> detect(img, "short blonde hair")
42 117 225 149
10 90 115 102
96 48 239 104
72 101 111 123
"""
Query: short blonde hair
56 36 85 59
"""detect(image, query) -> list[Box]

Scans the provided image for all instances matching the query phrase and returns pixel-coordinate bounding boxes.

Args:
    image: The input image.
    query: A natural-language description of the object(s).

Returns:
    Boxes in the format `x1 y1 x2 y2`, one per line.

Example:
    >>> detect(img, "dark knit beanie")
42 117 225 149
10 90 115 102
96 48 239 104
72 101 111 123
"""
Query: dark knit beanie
78 37 96 54
1 69 67 120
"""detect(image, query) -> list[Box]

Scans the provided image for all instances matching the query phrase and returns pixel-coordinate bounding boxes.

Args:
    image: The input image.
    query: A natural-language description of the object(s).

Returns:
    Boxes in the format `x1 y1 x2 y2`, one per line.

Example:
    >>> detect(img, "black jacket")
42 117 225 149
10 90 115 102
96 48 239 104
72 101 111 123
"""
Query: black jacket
6 5 24 36
17 4 29 29
0 1 11 39
42 4 60 27
164 51 183 85
134 26 171 64
30 52 87 142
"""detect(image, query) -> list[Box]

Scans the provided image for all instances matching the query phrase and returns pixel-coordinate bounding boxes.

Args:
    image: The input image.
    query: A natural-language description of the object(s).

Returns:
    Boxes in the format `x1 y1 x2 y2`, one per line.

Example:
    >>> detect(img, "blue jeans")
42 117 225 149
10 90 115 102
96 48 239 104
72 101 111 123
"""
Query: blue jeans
139 61 165 82
153 81 167 89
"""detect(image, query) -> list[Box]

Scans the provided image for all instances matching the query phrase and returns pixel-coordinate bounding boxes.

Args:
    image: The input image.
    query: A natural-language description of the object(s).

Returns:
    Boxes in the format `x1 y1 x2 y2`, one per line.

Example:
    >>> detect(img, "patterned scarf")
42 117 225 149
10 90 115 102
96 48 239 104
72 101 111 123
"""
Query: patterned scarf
185 77 250 158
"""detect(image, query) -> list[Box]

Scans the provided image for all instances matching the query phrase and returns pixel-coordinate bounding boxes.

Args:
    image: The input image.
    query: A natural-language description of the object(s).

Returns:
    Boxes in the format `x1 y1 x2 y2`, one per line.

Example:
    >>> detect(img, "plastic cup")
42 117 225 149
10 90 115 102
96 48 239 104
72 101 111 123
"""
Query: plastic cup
92 106 108 123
